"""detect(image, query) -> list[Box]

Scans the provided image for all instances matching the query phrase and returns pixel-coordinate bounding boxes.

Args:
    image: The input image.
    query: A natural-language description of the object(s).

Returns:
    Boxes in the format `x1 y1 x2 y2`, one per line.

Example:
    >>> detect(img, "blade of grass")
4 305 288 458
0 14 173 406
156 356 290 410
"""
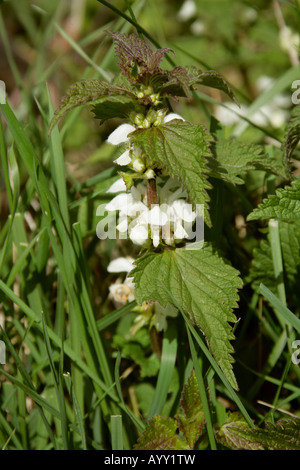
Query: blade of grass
186 327 217 450
259 283 300 334
0 326 59 447
148 322 177 419
41 314 69 449
268 219 287 308
0 278 143 430
110 415 123 450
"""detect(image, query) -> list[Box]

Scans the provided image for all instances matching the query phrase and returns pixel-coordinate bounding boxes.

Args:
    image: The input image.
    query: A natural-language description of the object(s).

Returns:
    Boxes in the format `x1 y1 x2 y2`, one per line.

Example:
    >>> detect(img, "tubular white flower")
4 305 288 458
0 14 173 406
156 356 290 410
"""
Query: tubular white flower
107 123 135 145
129 223 149 245
105 176 197 247
106 178 127 193
163 113 185 123
109 277 135 304
107 257 134 273
113 149 131 166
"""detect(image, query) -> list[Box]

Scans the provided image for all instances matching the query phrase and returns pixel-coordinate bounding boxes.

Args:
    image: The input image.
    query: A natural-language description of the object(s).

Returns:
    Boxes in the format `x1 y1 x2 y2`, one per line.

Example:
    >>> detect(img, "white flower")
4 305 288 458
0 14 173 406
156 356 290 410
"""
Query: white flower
279 26 300 54
107 123 135 145
109 277 135 305
114 149 131 166
177 0 197 22
105 177 196 248
190 20 205 36
106 178 127 193
107 256 135 305
107 113 185 171
163 113 185 123
107 257 134 273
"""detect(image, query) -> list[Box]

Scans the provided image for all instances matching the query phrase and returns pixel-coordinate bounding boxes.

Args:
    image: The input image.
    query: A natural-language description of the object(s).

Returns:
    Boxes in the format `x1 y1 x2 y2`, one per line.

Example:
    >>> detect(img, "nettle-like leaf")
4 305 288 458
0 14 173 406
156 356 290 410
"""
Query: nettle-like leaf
216 413 300 450
186 66 239 105
247 179 300 223
134 416 189 450
283 104 300 163
110 31 172 84
93 95 143 124
130 120 213 226
110 32 237 105
131 244 243 390
209 139 289 185
216 412 262 450
49 79 138 132
176 370 206 448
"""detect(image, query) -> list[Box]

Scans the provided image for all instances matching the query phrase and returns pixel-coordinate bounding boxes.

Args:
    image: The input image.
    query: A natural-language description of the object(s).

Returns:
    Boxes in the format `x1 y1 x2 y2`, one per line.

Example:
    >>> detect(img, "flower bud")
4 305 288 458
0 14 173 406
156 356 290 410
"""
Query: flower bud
144 169 156 179
132 157 145 173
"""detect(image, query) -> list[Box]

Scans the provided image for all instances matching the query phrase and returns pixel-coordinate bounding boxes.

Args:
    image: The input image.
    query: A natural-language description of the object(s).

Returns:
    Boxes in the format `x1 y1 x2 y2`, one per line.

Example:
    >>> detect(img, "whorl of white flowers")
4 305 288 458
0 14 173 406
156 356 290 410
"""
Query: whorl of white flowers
105 112 197 248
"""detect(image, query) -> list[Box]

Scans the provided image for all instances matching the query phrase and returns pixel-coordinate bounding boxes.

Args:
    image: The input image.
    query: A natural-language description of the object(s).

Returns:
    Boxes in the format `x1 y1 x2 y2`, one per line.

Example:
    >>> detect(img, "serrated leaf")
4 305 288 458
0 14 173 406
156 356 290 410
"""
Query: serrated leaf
260 419 300 450
217 413 300 450
176 370 205 448
131 120 213 226
134 416 189 450
159 66 192 98
247 179 300 223
49 79 136 133
109 31 172 84
93 95 143 124
209 139 289 185
283 104 300 162
216 412 263 450
131 244 243 389
186 66 239 105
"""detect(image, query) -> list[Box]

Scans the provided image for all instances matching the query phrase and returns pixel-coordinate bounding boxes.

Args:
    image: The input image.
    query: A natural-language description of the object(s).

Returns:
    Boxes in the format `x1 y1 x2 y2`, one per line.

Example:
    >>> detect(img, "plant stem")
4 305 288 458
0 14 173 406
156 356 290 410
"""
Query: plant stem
147 178 158 207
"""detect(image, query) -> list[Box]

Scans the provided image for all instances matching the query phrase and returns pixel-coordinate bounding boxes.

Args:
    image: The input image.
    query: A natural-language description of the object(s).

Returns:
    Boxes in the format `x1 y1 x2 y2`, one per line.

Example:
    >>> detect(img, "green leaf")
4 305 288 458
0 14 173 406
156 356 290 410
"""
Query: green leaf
186 66 239 105
134 416 189 450
131 120 213 226
110 31 172 84
216 412 263 450
49 79 136 133
176 370 206 448
283 104 300 162
93 95 143 124
247 179 300 223
159 66 238 103
131 244 243 389
209 139 289 185
216 413 300 450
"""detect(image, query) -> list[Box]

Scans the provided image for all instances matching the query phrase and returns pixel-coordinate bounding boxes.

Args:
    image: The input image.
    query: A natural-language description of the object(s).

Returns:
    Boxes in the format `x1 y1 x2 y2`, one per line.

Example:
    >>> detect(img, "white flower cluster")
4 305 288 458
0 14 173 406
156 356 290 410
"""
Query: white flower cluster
107 112 185 178
104 111 191 331
106 177 196 248
106 112 197 248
